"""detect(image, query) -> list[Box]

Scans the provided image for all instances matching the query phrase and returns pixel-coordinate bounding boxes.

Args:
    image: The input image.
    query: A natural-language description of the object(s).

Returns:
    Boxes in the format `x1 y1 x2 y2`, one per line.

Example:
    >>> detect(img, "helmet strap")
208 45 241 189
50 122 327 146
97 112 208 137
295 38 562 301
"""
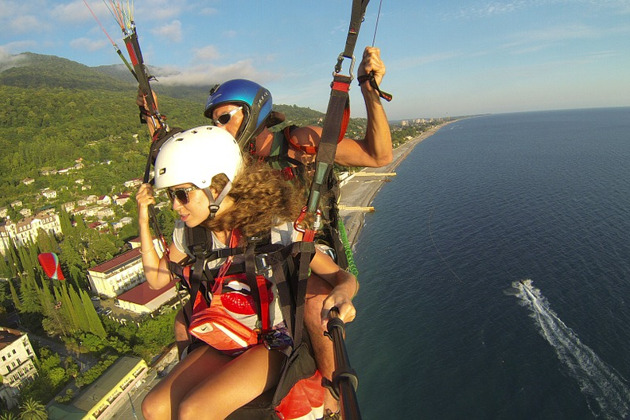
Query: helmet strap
203 181 233 219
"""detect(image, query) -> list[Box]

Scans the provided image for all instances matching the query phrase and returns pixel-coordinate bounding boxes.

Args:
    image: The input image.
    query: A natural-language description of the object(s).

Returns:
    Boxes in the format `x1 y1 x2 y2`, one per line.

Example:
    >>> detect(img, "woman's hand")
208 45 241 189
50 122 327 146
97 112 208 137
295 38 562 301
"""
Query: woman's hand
136 183 156 226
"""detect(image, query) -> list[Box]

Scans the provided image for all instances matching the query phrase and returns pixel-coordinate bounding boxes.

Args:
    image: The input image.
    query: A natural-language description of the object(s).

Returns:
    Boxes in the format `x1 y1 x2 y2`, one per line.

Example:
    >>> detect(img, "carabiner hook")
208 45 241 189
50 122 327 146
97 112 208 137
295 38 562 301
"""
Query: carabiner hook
333 53 356 81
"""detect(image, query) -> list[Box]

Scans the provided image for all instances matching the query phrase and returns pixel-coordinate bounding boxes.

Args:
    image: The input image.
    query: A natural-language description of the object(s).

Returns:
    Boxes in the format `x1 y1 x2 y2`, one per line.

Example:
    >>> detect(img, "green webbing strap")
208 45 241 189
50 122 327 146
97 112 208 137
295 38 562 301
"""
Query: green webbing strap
338 218 359 278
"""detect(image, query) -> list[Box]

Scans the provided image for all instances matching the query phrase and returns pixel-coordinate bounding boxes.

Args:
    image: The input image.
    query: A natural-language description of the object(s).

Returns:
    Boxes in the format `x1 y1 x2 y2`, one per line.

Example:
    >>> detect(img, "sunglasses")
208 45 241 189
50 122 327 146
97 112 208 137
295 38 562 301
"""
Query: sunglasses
167 186 198 204
212 106 243 126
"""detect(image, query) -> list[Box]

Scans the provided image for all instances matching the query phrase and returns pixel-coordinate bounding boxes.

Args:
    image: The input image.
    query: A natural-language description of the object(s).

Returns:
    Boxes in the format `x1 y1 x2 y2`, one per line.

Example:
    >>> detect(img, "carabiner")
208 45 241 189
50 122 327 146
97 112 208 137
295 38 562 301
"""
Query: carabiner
333 53 356 81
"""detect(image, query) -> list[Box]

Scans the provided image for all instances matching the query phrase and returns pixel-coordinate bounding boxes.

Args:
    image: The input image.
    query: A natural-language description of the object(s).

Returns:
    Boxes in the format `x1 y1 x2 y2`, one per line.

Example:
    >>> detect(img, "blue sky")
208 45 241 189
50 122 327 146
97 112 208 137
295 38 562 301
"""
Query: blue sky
1 0 629 120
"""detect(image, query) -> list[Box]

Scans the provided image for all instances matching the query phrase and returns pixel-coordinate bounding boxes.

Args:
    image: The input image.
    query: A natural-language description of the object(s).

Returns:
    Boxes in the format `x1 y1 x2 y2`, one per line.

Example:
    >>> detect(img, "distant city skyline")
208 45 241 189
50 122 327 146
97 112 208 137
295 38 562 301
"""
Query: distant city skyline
1 0 629 119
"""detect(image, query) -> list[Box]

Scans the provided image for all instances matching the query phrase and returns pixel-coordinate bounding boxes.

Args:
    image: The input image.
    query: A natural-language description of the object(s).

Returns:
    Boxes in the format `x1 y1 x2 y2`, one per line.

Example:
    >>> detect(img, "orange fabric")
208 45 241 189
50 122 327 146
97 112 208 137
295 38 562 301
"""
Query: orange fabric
275 371 325 420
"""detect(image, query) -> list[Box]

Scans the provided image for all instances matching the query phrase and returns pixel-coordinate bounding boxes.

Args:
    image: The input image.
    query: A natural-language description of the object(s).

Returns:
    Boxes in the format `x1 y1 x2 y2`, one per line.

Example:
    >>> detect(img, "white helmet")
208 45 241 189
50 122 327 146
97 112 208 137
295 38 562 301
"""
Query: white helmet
154 125 243 190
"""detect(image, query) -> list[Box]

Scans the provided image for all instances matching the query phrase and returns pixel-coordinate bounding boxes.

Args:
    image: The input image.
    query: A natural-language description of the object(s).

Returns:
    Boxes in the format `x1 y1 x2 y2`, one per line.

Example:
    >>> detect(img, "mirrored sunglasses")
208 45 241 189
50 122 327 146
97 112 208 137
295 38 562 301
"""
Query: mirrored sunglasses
167 186 198 204
212 106 243 126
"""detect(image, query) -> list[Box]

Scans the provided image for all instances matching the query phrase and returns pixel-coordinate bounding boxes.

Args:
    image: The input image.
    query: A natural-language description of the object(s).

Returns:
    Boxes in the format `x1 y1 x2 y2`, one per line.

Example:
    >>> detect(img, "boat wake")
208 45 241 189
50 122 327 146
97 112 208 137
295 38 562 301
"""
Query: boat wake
514 279 630 419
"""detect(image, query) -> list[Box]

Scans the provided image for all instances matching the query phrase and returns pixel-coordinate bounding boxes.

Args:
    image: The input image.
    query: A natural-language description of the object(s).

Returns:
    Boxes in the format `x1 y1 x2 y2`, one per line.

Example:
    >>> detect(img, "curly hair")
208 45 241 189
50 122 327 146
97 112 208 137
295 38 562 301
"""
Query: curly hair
203 159 307 239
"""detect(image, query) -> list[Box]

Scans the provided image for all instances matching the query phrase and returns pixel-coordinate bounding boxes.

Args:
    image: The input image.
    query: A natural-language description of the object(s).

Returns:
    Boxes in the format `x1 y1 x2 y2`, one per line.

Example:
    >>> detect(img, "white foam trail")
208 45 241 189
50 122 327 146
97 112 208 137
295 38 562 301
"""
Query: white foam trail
514 279 630 419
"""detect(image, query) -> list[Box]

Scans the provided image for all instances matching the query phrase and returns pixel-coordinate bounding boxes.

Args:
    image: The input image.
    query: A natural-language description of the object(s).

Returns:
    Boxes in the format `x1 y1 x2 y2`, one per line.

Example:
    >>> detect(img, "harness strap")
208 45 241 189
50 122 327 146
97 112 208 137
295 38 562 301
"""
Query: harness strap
337 0 371 73
302 75 352 242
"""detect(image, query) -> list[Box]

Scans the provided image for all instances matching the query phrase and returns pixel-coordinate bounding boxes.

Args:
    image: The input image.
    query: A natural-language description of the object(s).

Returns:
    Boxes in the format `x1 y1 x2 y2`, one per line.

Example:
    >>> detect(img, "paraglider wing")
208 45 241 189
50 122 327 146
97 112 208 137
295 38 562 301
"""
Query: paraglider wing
38 253 65 280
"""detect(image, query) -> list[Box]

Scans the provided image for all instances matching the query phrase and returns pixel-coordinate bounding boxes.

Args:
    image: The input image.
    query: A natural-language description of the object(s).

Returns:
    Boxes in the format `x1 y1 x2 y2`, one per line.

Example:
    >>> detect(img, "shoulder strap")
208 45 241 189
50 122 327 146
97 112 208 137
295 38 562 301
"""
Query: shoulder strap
284 125 319 155
269 129 289 159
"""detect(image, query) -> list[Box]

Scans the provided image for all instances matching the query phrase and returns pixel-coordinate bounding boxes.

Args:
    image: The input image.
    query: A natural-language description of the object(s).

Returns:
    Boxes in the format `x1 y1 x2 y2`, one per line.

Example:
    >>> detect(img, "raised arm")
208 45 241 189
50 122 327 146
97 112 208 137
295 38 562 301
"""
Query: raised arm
136 183 184 289
136 89 161 139
333 46 393 168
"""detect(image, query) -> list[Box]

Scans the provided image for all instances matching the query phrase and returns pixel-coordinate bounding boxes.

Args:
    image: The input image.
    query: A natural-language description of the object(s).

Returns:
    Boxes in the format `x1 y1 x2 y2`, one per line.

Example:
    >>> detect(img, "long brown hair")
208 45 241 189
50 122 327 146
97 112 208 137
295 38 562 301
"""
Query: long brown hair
204 159 306 239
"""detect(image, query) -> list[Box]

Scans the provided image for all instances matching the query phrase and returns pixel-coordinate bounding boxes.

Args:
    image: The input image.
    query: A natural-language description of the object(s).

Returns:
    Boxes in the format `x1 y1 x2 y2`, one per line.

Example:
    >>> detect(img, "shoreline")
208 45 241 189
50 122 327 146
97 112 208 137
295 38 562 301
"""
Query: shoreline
338 120 457 247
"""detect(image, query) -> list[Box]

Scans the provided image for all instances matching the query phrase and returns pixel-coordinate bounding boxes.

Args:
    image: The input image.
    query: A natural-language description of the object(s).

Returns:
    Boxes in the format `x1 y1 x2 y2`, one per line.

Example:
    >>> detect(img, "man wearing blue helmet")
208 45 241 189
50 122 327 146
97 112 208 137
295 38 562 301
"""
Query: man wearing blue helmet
204 47 392 169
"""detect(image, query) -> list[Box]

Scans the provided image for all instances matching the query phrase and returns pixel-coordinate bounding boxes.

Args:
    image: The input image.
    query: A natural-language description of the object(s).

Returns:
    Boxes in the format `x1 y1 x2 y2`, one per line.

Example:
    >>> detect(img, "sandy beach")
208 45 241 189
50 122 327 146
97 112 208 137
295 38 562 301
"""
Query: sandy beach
338 120 456 247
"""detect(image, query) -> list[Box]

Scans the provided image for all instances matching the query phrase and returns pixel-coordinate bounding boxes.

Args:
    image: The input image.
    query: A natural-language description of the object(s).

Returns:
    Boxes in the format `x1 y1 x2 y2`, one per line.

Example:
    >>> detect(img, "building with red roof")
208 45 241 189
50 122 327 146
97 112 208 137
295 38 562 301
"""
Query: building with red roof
117 281 177 314
87 248 145 298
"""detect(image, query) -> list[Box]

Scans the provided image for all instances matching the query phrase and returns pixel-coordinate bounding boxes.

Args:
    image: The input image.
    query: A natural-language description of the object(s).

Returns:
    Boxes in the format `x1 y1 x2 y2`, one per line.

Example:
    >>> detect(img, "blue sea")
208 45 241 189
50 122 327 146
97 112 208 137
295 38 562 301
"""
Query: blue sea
348 107 630 419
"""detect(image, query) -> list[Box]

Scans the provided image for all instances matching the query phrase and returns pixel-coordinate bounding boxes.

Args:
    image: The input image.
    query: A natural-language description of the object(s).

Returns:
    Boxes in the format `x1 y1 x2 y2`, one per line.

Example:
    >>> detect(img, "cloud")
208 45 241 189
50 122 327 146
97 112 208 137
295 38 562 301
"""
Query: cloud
135 0 185 21
151 20 183 43
0 49 29 71
155 59 274 86
193 45 220 62
4 14 47 34
200 7 219 16
70 37 109 52
0 40 38 56
51 0 97 24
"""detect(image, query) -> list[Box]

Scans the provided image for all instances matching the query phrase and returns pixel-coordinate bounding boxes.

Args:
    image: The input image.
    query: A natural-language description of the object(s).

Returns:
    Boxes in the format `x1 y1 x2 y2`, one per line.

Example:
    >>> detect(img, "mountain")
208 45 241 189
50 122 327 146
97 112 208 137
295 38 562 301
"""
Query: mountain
0 53 336 210
0 53 135 91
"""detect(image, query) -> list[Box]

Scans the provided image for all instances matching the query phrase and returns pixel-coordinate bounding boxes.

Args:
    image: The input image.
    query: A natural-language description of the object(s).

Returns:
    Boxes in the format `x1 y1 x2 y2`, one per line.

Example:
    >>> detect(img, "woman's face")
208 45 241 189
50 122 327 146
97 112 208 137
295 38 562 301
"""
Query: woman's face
210 103 245 138
168 183 210 227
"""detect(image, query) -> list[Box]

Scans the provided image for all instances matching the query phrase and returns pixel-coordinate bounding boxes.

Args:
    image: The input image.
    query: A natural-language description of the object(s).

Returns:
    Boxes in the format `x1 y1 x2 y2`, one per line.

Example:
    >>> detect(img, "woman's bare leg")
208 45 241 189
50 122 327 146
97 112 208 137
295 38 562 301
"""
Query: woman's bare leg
178 345 285 420
142 345 231 419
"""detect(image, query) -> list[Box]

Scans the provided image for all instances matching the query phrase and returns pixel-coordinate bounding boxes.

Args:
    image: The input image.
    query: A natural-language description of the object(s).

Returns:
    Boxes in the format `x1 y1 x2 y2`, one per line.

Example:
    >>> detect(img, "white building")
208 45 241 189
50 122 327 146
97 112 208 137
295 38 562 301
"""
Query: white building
117 281 177 314
0 327 38 410
41 188 57 199
87 248 146 298
0 211 62 255
96 195 112 206
123 179 143 189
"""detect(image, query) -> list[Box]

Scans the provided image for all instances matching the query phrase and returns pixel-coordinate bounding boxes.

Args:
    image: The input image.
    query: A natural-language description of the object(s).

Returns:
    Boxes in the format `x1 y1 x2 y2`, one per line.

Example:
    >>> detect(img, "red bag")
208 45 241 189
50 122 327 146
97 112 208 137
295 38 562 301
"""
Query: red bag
188 291 260 354
189 266 273 355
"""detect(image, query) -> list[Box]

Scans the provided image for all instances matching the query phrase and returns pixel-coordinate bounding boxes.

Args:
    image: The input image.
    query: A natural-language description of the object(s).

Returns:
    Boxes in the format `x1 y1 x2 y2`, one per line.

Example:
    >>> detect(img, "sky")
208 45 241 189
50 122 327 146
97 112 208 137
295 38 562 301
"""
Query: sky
1 0 629 120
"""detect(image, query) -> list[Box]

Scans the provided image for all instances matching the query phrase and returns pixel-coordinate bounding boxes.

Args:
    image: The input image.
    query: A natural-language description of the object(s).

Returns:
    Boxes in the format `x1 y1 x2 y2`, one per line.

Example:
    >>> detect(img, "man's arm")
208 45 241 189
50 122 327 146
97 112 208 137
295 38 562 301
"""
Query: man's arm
290 47 392 168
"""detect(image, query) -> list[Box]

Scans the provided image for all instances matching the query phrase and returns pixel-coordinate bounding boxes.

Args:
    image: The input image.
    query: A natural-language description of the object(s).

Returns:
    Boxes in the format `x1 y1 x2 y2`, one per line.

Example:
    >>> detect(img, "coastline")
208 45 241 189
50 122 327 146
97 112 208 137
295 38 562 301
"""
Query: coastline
338 120 457 247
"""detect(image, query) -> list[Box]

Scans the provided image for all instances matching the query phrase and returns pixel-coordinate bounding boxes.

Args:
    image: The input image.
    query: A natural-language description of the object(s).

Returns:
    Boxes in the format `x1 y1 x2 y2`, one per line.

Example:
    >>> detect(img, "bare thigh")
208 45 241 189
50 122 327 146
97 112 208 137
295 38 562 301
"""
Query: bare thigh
143 345 233 419
179 345 286 419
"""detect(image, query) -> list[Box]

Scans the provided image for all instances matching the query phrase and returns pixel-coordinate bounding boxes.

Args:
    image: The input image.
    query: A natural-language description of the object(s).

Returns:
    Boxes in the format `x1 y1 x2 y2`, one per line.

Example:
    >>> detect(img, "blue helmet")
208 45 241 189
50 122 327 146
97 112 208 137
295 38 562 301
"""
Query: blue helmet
204 79 274 149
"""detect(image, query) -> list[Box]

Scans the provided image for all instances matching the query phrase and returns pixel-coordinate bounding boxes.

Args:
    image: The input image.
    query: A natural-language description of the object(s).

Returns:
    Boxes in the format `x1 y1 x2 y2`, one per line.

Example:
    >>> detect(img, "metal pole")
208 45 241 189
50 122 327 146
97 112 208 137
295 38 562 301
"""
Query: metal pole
326 308 362 420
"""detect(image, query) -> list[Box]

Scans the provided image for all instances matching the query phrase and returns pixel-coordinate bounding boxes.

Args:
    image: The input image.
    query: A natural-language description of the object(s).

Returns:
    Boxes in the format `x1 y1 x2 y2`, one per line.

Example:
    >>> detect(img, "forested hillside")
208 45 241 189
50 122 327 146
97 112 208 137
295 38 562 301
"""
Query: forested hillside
0 53 348 210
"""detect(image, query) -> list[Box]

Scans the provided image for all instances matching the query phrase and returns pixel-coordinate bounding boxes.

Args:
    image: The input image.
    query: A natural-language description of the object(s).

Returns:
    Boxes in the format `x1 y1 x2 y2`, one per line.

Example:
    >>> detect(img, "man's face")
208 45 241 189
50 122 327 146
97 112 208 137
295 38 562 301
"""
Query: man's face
210 103 245 138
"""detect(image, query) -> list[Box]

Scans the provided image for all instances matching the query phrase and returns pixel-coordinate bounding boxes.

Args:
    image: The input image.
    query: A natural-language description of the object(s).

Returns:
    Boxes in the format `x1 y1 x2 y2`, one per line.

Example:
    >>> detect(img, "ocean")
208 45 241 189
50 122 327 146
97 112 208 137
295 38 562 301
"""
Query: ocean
347 107 630 419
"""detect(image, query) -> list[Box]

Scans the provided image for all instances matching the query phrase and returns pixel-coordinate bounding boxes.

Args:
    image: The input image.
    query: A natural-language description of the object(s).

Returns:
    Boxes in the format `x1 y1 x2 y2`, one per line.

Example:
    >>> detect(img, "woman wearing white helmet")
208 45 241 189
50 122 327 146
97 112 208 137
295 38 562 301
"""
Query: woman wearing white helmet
136 126 358 419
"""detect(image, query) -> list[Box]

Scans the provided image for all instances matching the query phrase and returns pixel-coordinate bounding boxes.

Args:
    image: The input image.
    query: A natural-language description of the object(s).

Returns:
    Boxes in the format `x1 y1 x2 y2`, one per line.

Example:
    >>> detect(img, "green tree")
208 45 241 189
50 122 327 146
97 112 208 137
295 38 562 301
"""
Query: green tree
18 397 47 420
69 285 88 332
80 288 106 338
0 255 11 278
9 278 21 311
58 209 73 235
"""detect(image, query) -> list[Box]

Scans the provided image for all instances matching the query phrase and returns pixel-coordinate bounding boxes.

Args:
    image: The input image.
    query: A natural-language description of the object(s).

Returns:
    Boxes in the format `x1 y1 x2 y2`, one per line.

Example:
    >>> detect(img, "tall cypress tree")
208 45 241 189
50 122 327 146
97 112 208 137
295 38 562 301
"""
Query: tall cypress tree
40 282 66 336
80 288 106 338
19 270 41 313
9 278 21 311
59 209 73 235
60 282 79 333
0 254 10 278
68 285 88 332
7 238 21 276
53 285 72 336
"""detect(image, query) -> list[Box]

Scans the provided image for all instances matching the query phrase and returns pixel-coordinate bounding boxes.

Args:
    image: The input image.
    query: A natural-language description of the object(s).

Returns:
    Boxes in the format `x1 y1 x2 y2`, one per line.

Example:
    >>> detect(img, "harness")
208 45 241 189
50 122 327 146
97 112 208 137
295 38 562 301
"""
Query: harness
262 126 311 183
168 225 320 418
263 126 357 277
